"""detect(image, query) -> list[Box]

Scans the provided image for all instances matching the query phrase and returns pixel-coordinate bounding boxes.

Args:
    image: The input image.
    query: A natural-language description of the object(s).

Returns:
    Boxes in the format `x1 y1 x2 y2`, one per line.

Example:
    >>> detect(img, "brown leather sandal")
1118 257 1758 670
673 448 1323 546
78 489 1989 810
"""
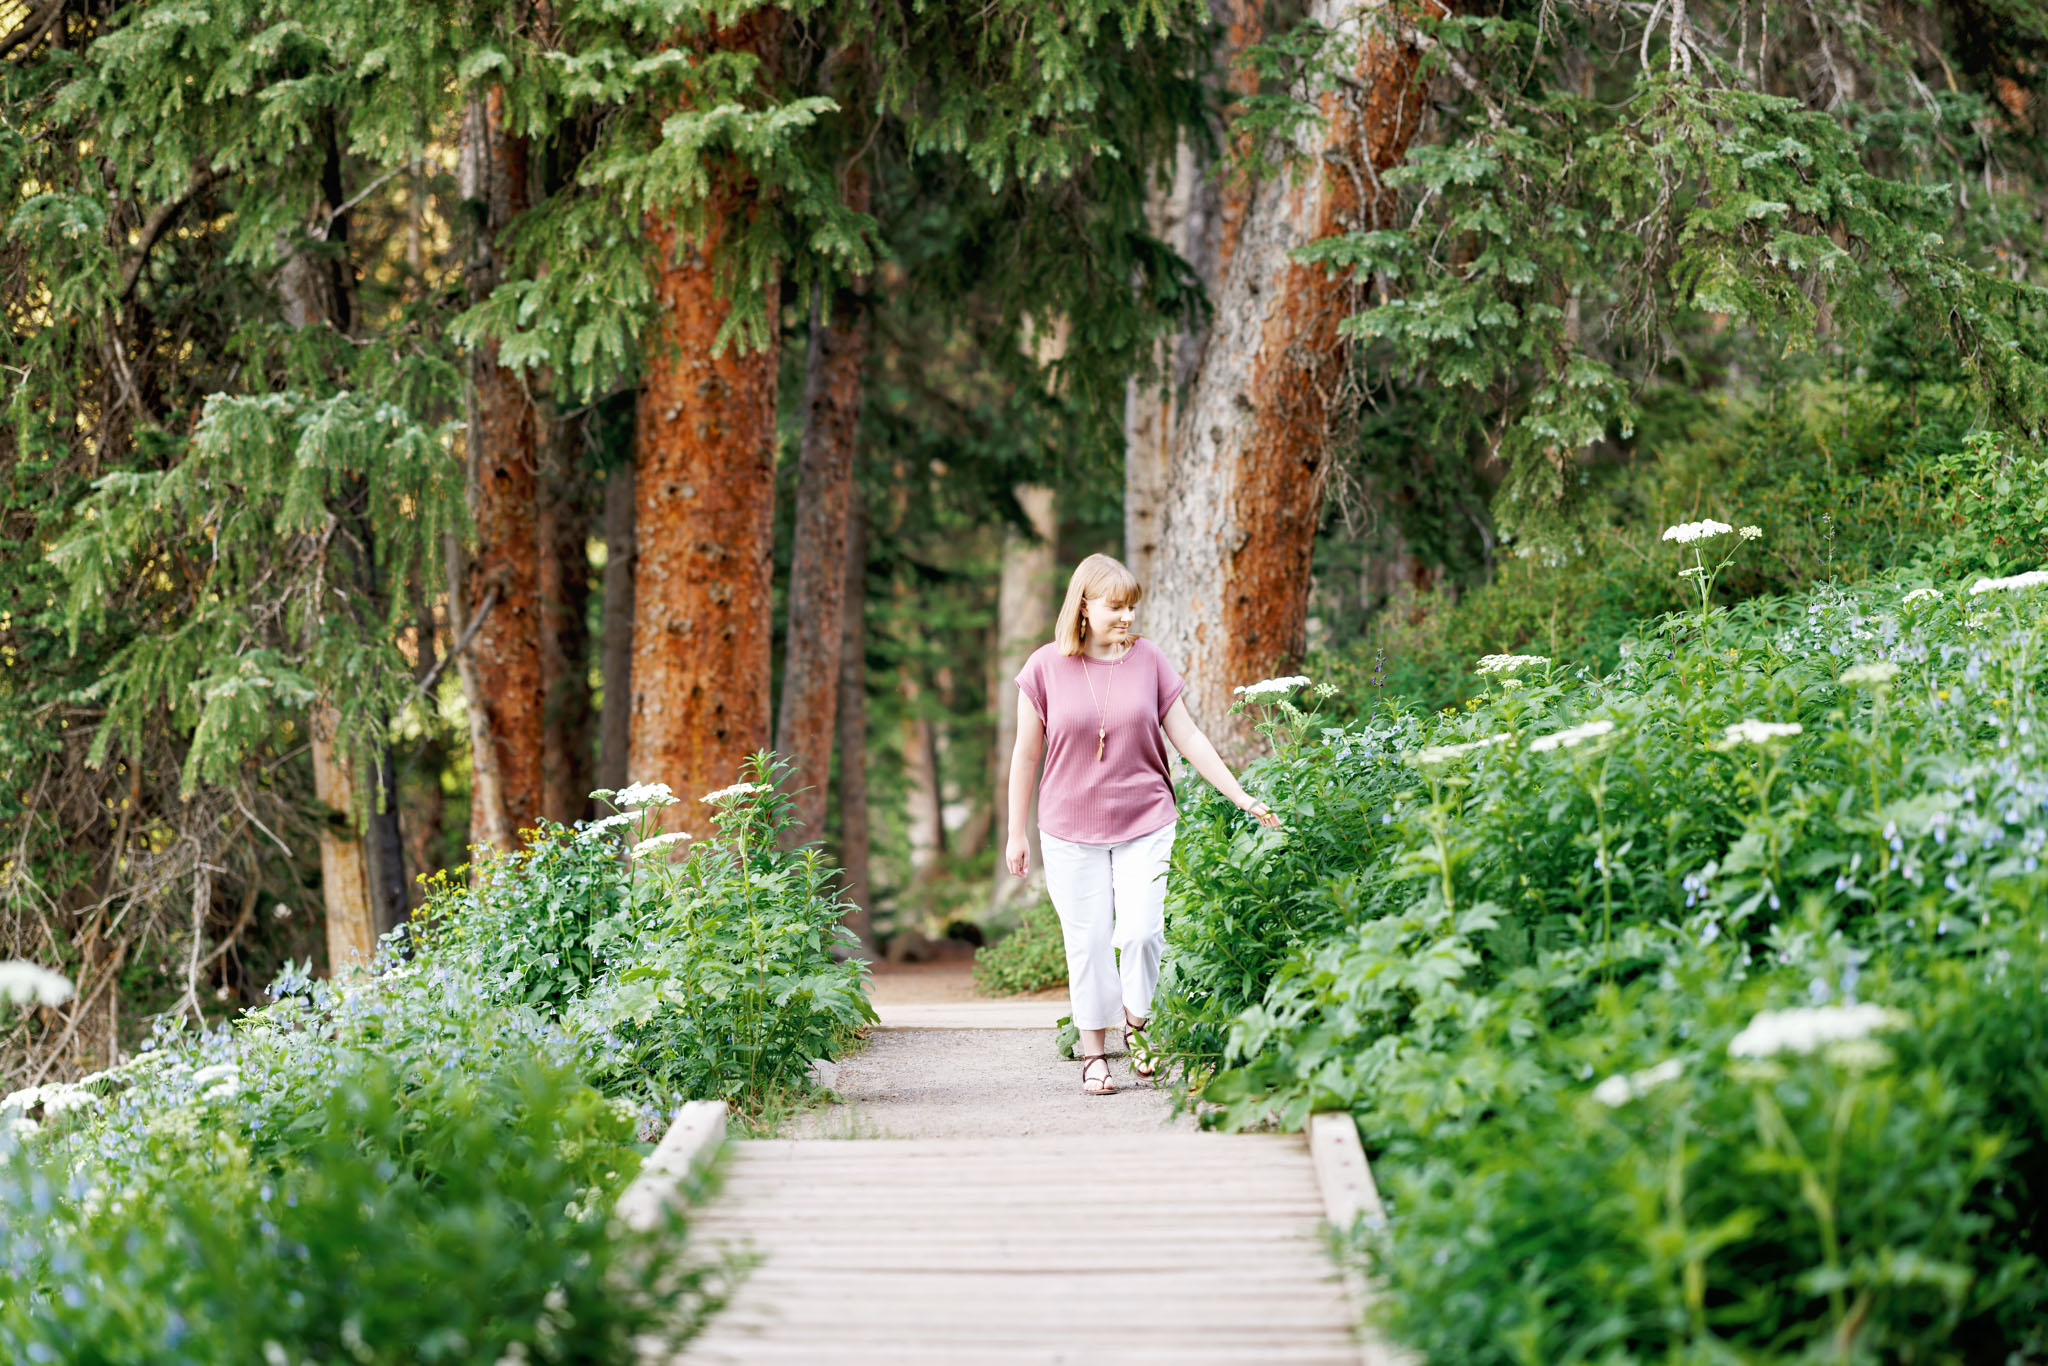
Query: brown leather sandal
1124 1013 1157 1078
1080 1054 1115 1095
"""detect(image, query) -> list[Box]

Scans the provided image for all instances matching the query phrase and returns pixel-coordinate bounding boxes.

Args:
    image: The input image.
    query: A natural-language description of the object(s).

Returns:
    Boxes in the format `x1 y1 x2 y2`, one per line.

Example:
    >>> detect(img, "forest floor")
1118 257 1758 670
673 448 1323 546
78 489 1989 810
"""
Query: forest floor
784 964 1191 1139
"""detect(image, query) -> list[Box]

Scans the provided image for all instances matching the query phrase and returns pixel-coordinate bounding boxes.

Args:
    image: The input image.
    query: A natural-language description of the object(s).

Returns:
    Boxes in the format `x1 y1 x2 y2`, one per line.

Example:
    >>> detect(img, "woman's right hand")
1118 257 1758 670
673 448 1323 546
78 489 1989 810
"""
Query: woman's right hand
1005 832 1031 878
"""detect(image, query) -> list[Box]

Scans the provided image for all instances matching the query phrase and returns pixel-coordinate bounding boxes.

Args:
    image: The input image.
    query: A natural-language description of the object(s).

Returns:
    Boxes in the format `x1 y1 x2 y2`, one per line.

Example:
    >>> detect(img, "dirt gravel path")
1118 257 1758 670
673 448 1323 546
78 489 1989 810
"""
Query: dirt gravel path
786 1014 1195 1140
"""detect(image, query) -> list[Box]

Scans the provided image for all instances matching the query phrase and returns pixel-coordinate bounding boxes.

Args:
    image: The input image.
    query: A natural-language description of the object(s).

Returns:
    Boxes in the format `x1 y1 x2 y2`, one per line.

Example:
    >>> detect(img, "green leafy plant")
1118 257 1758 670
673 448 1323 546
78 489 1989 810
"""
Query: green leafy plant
972 900 1069 996
1157 470 2048 1361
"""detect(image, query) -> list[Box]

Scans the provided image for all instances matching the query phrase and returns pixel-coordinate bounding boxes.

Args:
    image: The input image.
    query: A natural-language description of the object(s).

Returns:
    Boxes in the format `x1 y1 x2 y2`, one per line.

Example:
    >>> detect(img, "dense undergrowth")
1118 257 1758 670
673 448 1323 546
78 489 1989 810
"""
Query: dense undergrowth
0 759 869 1363
1314 388 2032 709
1157 437 2048 1362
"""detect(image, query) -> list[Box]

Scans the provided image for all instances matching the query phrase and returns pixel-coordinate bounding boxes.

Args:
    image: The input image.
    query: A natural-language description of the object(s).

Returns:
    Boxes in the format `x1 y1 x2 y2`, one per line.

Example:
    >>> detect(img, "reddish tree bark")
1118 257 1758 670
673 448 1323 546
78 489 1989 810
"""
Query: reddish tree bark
1151 0 1436 762
775 161 871 847
461 88 545 848
629 15 784 838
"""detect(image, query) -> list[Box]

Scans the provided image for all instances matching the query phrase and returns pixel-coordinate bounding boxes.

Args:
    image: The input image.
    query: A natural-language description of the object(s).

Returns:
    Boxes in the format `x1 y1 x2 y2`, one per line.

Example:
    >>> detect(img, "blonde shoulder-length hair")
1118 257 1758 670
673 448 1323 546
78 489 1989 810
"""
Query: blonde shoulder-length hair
1055 553 1144 656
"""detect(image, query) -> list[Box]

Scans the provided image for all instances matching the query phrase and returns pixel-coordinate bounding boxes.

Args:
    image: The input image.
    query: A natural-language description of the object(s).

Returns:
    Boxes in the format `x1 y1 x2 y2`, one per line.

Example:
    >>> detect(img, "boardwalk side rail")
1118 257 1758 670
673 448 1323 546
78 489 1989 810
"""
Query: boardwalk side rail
1308 1111 1417 1366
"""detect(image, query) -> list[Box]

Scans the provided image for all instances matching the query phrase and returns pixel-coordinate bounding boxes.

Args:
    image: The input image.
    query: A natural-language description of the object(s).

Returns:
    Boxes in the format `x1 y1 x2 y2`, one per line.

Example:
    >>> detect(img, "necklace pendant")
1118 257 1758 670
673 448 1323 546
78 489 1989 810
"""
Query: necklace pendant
1096 729 1106 761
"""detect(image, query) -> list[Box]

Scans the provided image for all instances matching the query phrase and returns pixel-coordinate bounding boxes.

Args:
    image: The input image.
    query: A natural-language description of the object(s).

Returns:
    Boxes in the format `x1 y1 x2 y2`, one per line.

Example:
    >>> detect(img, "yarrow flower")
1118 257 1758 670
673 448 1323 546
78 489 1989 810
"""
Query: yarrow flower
1661 519 1734 544
1968 569 2048 597
1901 586 1943 605
700 781 770 805
1528 719 1617 753
1233 675 1310 699
1840 661 1900 687
1739 525 1762 541
613 781 678 809
1411 733 1513 766
1591 1057 1684 1107
631 831 693 857
1717 719 1803 749
0 960 74 1008
1727 1003 1907 1059
1475 654 1547 676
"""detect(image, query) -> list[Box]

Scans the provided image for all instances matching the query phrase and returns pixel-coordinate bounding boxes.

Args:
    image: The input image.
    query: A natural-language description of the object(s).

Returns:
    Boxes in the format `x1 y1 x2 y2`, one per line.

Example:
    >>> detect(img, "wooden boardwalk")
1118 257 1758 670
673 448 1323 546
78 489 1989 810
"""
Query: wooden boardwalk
659 1129 1371 1365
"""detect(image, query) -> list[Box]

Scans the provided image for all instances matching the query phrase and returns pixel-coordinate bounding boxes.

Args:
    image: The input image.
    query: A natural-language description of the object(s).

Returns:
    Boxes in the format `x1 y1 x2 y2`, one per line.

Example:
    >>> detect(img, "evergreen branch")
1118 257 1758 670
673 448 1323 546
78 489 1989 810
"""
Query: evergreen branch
117 166 223 305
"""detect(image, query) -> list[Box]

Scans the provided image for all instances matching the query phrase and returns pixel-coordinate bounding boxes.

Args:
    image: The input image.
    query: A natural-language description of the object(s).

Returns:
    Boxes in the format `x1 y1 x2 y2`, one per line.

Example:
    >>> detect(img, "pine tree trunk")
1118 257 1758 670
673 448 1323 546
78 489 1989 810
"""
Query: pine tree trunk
629 15 784 836
595 459 637 795
901 667 946 878
991 485 1057 910
311 702 377 970
775 162 871 845
460 88 545 849
1150 0 1432 762
279 118 379 970
834 496 875 950
539 415 595 826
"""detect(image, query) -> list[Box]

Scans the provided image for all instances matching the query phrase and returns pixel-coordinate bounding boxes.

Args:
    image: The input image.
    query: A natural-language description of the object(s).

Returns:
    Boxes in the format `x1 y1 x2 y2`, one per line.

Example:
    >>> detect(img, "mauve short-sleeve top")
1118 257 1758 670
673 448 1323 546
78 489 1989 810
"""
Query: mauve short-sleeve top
1015 636 1186 846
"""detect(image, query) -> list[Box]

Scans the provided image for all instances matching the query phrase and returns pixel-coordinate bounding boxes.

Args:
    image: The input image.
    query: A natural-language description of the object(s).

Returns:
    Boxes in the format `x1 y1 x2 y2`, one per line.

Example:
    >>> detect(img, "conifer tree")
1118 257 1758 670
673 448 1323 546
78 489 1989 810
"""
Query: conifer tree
1151 0 1436 756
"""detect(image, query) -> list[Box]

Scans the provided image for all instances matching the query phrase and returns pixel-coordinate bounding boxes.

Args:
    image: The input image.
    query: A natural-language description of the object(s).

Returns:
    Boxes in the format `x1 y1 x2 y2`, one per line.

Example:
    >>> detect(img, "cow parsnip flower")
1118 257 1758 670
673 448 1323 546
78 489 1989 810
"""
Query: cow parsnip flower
1661 519 1734 544
1592 1057 1683 1107
1412 733 1513 766
700 781 771 805
0 960 74 1008
1968 569 2048 596
614 781 678 809
577 811 636 841
632 831 693 857
1233 675 1311 699
1475 654 1547 676
1528 719 1616 753
1902 586 1943 605
1738 525 1762 540
1727 1004 1907 1058
1840 661 1900 687
1717 719 1803 749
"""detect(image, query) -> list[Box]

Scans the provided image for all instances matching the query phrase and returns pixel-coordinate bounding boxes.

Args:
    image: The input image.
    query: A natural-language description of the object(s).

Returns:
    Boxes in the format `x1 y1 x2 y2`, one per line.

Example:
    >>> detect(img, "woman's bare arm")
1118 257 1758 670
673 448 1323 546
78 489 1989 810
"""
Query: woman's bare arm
1161 697 1283 827
1005 694 1046 875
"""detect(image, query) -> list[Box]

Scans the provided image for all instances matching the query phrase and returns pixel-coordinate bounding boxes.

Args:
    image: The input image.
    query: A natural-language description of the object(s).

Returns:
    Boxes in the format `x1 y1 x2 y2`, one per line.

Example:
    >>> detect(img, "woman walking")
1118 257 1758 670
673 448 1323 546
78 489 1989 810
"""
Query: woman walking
1005 553 1282 1096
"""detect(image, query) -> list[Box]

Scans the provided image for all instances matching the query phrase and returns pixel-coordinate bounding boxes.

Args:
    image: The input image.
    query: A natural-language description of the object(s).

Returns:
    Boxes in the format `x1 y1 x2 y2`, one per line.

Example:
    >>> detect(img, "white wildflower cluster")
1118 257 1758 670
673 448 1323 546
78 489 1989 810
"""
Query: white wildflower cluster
1591 1057 1684 1107
1717 719 1803 749
1968 569 2048 597
1233 675 1310 699
1727 1003 1906 1059
1901 586 1943 605
613 781 678 809
191 1062 242 1102
1661 519 1734 544
577 811 636 842
631 831 693 858
700 781 770 805
0 959 74 1008
1840 661 1900 687
1412 733 1513 766
1739 525 1762 541
1475 654 1548 676
1528 719 1616 753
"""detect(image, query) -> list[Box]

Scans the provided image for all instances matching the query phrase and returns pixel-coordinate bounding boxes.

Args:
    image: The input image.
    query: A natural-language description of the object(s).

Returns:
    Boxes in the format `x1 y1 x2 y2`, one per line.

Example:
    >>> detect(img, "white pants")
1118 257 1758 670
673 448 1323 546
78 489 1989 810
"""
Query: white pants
1040 821 1175 1031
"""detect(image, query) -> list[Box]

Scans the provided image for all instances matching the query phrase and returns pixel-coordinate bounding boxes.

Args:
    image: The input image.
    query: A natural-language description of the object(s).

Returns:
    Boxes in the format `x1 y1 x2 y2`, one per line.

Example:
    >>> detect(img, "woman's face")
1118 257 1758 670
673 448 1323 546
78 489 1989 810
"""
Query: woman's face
1082 592 1137 644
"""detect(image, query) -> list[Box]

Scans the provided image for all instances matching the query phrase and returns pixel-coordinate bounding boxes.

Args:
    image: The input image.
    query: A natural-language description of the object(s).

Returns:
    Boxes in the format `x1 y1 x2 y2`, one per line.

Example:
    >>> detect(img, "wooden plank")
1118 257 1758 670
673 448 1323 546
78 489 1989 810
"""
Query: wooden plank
617 1100 727 1233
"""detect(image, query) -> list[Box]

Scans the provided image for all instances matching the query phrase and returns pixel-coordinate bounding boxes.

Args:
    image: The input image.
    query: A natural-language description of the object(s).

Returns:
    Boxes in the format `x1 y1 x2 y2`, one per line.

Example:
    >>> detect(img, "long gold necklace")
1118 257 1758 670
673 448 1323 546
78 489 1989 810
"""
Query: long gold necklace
1080 643 1130 761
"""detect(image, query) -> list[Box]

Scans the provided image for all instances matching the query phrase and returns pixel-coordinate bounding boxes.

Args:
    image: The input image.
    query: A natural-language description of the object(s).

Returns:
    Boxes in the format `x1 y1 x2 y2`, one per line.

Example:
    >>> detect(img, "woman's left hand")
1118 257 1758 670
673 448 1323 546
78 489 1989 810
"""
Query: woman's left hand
1242 799 1283 829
